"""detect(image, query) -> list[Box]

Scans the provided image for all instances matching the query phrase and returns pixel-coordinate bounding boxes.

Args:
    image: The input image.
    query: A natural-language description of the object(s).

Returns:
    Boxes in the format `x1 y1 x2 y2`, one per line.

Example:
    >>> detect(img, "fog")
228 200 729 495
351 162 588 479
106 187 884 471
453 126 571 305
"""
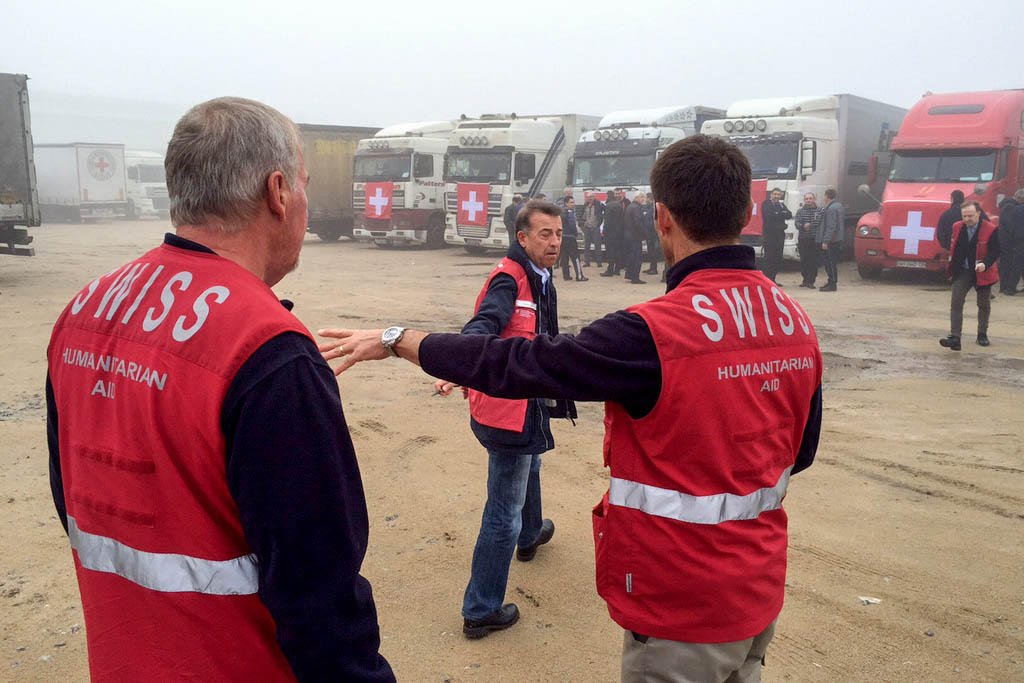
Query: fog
5 0 1021 149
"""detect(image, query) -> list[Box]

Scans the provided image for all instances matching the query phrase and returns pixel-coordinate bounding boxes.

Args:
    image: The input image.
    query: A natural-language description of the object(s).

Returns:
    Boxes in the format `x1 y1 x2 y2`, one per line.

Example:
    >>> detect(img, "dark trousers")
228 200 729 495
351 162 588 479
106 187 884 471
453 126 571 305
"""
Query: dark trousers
603 234 623 274
583 227 602 265
560 237 583 279
798 235 818 285
822 243 839 286
999 228 1019 293
950 270 991 337
624 239 644 281
644 230 660 273
762 233 784 281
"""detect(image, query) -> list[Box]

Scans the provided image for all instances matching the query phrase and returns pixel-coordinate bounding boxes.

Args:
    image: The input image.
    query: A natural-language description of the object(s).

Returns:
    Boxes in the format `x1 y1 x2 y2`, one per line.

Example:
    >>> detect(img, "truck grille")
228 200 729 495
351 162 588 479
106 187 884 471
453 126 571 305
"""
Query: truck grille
354 189 405 211
146 186 168 198
445 192 502 216
457 224 491 238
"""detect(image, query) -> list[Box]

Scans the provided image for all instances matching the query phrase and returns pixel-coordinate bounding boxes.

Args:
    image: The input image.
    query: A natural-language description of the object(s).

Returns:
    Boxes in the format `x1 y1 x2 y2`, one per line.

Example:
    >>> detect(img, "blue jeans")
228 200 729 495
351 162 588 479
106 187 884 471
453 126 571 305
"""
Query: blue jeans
462 450 543 620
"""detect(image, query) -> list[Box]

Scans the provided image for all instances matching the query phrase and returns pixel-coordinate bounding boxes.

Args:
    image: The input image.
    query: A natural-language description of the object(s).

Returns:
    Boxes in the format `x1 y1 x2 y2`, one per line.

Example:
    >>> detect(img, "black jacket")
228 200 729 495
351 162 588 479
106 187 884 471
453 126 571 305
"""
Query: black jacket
460 240 577 454
949 220 1000 278
761 198 793 238
624 200 645 241
603 199 625 239
936 203 962 249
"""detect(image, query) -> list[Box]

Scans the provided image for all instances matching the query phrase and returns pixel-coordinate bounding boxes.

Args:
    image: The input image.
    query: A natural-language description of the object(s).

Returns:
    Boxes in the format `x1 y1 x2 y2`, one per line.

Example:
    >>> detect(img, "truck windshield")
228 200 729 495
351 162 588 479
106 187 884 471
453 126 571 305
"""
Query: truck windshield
572 154 654 187
732 139 798 180
138 165 165 183
354 154 411 181
889 150 996 183
445 152 511 183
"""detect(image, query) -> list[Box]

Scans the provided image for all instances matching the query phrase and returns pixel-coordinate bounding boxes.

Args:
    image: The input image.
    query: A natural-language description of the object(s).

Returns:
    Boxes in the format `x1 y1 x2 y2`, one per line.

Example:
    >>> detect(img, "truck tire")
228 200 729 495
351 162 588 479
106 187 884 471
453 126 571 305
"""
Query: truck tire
858 264 882 279
425 216 445 249
464 245 487 256
316 231 341 242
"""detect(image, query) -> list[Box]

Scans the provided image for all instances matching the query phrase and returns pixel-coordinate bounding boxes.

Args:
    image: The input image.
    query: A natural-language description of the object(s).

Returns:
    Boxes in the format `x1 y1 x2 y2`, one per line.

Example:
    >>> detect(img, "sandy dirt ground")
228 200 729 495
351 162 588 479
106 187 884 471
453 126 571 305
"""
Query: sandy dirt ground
2 220 1022 682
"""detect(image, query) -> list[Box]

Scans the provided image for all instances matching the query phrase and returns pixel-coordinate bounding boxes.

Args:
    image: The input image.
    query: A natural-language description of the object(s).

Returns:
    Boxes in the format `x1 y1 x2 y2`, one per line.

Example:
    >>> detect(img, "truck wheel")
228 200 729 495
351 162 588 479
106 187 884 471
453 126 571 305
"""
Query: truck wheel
464 245 487 255
426 217 445 249
316 231 341 242
857 264 882 279
127 201 138 219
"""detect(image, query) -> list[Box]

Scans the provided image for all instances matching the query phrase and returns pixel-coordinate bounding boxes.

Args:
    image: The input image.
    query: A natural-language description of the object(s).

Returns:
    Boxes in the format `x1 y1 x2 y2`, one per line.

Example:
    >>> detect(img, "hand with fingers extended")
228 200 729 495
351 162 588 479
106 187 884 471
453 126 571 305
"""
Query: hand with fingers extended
317 328 388 375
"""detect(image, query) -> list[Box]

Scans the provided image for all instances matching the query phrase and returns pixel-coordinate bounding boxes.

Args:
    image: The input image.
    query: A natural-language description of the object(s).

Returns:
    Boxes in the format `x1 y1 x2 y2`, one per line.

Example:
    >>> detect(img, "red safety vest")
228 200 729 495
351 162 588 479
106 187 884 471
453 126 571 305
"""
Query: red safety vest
467 258 537 432
46 242 311 681
948 219 999 286
592 267 822 643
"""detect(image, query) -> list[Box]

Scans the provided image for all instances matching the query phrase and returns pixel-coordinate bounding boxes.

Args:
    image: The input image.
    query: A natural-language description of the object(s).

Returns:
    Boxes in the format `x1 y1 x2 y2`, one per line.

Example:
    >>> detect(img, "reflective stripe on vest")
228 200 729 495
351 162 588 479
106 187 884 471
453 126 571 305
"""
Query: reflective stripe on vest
68 516 259 595
608 466 792 525
515 299 537 311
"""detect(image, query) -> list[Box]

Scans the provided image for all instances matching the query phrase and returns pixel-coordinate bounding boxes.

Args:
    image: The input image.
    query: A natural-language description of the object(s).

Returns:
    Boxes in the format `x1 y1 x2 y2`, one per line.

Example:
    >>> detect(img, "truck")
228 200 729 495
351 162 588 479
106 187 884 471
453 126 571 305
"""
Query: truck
443 113 600 253
34 142 128 221
571 105 724 203
125 150 169 219
0 73 38 256
297 123 380 241
854 90 1024 278
702 95 906 259
351 120 455 248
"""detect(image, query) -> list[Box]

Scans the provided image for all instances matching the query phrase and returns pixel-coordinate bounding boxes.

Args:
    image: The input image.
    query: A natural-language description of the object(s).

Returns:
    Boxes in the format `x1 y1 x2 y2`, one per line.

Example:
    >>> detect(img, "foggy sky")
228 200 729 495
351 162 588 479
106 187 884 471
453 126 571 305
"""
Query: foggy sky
5 0 1021 150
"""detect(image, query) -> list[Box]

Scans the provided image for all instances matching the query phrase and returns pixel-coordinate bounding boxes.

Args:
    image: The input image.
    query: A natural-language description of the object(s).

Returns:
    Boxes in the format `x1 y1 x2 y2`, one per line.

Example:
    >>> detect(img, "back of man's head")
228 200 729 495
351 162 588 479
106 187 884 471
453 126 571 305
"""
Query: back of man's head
1014 189 1024 202
824 188 837 201
166 97 301 230
950 189 965 205
650 135 750 243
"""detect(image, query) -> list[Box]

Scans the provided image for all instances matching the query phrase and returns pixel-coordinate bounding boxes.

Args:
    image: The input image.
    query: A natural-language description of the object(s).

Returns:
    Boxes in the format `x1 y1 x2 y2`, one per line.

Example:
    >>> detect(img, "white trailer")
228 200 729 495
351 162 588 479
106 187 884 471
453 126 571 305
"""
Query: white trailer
702 95 906 259
443 113 600 253
35 143 128 221
125 150 169 219
0 72 38 256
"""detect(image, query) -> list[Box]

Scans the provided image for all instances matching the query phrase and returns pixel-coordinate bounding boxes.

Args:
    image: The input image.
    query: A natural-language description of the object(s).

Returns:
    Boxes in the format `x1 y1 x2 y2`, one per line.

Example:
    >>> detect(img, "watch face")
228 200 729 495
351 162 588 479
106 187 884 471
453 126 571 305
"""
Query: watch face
383 326 404 345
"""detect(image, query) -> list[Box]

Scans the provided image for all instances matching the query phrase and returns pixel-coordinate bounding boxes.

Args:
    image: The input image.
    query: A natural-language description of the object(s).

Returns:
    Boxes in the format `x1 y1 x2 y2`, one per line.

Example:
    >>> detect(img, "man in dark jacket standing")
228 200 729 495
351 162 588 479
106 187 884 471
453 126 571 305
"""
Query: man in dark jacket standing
503 194 524 243
997 192 1019 295
600 189 626 277
582 192 605 267
816 189 844 292
623 192 647 284
643 191 660 276
936 190 965 250
794 192 823 288
940 201 1001 350
560 197 587 281
1007 190 1024 294
760 187 792 284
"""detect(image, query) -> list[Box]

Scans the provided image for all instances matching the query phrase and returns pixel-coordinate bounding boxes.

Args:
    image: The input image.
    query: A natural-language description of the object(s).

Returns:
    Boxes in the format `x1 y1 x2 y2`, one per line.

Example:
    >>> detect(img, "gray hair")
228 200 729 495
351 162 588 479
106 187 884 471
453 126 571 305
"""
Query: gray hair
166 97 301 229
1015 189 1024 202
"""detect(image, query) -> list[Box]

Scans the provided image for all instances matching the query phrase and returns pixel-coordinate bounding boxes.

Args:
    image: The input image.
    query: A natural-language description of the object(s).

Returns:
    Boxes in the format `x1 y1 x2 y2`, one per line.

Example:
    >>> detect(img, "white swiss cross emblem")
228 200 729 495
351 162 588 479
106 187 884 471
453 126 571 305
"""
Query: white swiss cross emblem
890 210 935 255
363 182 393 219
457 182 490 227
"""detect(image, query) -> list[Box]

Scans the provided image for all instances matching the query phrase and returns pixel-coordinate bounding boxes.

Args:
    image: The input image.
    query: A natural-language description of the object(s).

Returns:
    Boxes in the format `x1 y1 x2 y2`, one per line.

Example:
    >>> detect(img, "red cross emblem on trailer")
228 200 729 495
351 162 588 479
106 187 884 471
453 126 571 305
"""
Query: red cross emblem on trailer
86 149 117 181
742 179 768 236
364 182 393 219
457 182 490 227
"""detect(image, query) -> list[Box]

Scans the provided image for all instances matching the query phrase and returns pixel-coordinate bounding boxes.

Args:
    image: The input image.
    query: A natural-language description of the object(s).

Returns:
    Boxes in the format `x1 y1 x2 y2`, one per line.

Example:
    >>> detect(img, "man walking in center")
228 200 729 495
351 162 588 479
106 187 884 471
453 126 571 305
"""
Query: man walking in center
582 192 605 267
46 98 393 681
760 187 792 285
794 192 823 288
320 135 823 682
623 191 647 284
600 189 626 277
940 201 1000 350
817 188 844 292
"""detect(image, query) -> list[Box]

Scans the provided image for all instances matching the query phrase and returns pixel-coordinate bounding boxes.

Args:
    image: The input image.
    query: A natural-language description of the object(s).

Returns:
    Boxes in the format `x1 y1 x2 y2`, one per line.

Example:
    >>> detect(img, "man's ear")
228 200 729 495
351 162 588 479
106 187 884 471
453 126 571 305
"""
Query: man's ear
744 199 753 225
517 229 527 247
655 202 674 237
266 171 287 220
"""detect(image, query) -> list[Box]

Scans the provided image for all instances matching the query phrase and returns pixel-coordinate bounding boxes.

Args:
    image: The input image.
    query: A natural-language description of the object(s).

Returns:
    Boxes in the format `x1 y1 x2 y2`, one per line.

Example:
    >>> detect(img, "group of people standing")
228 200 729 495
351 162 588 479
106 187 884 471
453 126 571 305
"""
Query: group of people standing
763 188 844 291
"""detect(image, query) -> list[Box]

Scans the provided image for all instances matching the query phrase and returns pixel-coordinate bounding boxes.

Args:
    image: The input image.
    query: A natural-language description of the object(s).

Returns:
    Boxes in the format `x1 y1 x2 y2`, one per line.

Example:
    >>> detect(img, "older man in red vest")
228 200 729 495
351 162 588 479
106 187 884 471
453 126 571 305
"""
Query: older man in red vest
321 135 823 682
939 200 1001 350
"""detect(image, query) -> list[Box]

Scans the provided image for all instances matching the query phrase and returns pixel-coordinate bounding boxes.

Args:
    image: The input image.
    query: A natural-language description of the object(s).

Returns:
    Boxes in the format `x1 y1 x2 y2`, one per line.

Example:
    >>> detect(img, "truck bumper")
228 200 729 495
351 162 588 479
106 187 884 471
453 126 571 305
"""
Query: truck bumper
855 238 947 273
0 225 34 256
355 228 429 245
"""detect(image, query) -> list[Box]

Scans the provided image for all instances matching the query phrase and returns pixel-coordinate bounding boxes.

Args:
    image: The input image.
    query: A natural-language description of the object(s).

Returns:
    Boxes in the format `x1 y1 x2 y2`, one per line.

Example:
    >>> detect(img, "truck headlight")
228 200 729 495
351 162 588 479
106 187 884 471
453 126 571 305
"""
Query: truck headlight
755 119 767 131
858 225 869 236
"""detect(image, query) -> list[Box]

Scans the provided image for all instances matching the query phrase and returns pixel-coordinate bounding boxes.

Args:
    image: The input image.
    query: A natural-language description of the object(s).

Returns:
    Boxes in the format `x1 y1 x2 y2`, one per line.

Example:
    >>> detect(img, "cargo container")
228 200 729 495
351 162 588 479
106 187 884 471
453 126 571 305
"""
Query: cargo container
0 72 39 255
34 142 128 221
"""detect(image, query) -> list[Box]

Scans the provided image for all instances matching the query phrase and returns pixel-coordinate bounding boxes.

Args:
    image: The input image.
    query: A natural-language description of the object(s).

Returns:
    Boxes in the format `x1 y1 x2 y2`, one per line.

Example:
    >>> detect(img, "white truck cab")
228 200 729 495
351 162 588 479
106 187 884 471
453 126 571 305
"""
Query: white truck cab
124 150 168 219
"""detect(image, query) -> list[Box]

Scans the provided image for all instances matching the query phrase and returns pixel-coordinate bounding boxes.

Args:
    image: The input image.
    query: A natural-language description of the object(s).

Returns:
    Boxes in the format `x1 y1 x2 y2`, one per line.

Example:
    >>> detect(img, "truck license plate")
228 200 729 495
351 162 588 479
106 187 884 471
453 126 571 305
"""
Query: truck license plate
464 238 481 246
896 260 926 269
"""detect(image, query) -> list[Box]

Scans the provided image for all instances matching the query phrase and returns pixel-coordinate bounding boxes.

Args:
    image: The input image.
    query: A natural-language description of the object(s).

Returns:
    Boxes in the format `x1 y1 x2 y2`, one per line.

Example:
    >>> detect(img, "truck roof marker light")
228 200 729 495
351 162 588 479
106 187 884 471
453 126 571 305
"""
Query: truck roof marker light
744 120 756 132
723 121 735 133
480 136 489 146
460 137 467 145
755 119 767 132
620 129 629 139
735 120 745 131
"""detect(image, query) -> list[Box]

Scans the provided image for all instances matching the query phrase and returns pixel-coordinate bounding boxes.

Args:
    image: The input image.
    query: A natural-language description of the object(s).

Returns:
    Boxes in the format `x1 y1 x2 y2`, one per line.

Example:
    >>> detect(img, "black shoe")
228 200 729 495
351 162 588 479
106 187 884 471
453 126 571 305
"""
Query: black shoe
977 335 990 346
819 284 837 292
800 282 815 289
1000 289 1015 296
629 278 647 284
645 268 658 275
516 519 555 562
599 271 615 277
463 603 520 639
576 276 589 281
939 335 961 351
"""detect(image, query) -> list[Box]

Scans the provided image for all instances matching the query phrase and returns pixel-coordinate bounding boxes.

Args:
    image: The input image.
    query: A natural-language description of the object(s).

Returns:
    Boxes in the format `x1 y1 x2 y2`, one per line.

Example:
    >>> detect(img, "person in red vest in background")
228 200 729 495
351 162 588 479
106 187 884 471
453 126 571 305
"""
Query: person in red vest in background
939 200 1001 350
319 135 823 682
46 97 393 682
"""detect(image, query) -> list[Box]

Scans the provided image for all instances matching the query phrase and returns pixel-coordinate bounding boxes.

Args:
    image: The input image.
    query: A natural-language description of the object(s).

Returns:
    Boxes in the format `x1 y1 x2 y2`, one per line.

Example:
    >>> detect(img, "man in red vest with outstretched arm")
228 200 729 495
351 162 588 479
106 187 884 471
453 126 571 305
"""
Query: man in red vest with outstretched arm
47 97 393 682
322 135 823 682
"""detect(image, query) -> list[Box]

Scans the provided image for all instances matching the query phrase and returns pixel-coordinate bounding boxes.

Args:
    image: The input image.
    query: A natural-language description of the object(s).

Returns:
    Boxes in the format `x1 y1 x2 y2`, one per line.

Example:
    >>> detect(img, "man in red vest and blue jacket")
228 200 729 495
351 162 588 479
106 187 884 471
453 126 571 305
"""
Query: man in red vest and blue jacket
939 200 1001 350
321 135 822 682
46 98 393 682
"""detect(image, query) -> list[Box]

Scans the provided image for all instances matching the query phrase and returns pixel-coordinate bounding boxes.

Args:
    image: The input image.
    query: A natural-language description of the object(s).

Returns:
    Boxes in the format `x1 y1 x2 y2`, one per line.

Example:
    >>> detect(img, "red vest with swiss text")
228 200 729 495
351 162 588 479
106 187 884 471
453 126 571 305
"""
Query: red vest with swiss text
467 258 536 432
949 219 999 286
46 242 311 681
592 267 822 643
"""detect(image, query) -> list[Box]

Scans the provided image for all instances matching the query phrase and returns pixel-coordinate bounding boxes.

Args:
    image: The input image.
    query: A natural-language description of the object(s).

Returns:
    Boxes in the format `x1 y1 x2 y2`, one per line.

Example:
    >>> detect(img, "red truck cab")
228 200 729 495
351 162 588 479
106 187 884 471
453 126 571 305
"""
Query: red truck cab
855 90 1024 278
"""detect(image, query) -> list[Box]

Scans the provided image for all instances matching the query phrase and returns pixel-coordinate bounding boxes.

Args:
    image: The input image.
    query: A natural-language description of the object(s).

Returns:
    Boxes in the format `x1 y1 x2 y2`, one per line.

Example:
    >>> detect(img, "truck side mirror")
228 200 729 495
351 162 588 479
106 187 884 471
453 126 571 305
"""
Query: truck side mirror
515 153 536 182
974 182 987 196
800 140 816 180
858 183 880 206
867 154 878 186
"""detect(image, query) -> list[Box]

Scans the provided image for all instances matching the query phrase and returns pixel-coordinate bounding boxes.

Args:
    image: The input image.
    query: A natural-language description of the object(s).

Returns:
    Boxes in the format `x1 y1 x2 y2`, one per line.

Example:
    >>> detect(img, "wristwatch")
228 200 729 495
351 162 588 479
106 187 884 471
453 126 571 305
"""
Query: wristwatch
381 326 406 357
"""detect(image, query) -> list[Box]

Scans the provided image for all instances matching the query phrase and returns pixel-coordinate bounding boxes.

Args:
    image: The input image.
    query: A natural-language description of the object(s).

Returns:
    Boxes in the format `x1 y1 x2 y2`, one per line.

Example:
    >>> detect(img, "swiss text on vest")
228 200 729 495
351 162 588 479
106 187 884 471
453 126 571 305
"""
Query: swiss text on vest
691 285 812 342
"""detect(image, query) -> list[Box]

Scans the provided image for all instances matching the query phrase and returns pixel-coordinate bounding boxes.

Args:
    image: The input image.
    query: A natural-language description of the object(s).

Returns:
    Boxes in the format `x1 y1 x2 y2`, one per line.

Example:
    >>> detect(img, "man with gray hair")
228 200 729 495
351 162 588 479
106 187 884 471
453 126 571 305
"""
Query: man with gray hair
45 97 394 681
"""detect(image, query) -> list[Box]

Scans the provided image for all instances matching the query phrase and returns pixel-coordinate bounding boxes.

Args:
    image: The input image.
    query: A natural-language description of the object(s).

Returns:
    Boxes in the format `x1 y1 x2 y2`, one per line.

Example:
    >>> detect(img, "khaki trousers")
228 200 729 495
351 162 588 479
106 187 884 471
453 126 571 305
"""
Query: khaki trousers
621 619 776 683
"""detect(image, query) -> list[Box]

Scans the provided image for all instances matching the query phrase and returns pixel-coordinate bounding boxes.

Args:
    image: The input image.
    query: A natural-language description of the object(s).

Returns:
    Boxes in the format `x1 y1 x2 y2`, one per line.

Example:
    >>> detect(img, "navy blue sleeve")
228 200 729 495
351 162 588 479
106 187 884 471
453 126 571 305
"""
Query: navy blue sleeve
421 310 662 418
46 373 69 535
460 273 516 336
792 384 822 475
222 332 394 683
